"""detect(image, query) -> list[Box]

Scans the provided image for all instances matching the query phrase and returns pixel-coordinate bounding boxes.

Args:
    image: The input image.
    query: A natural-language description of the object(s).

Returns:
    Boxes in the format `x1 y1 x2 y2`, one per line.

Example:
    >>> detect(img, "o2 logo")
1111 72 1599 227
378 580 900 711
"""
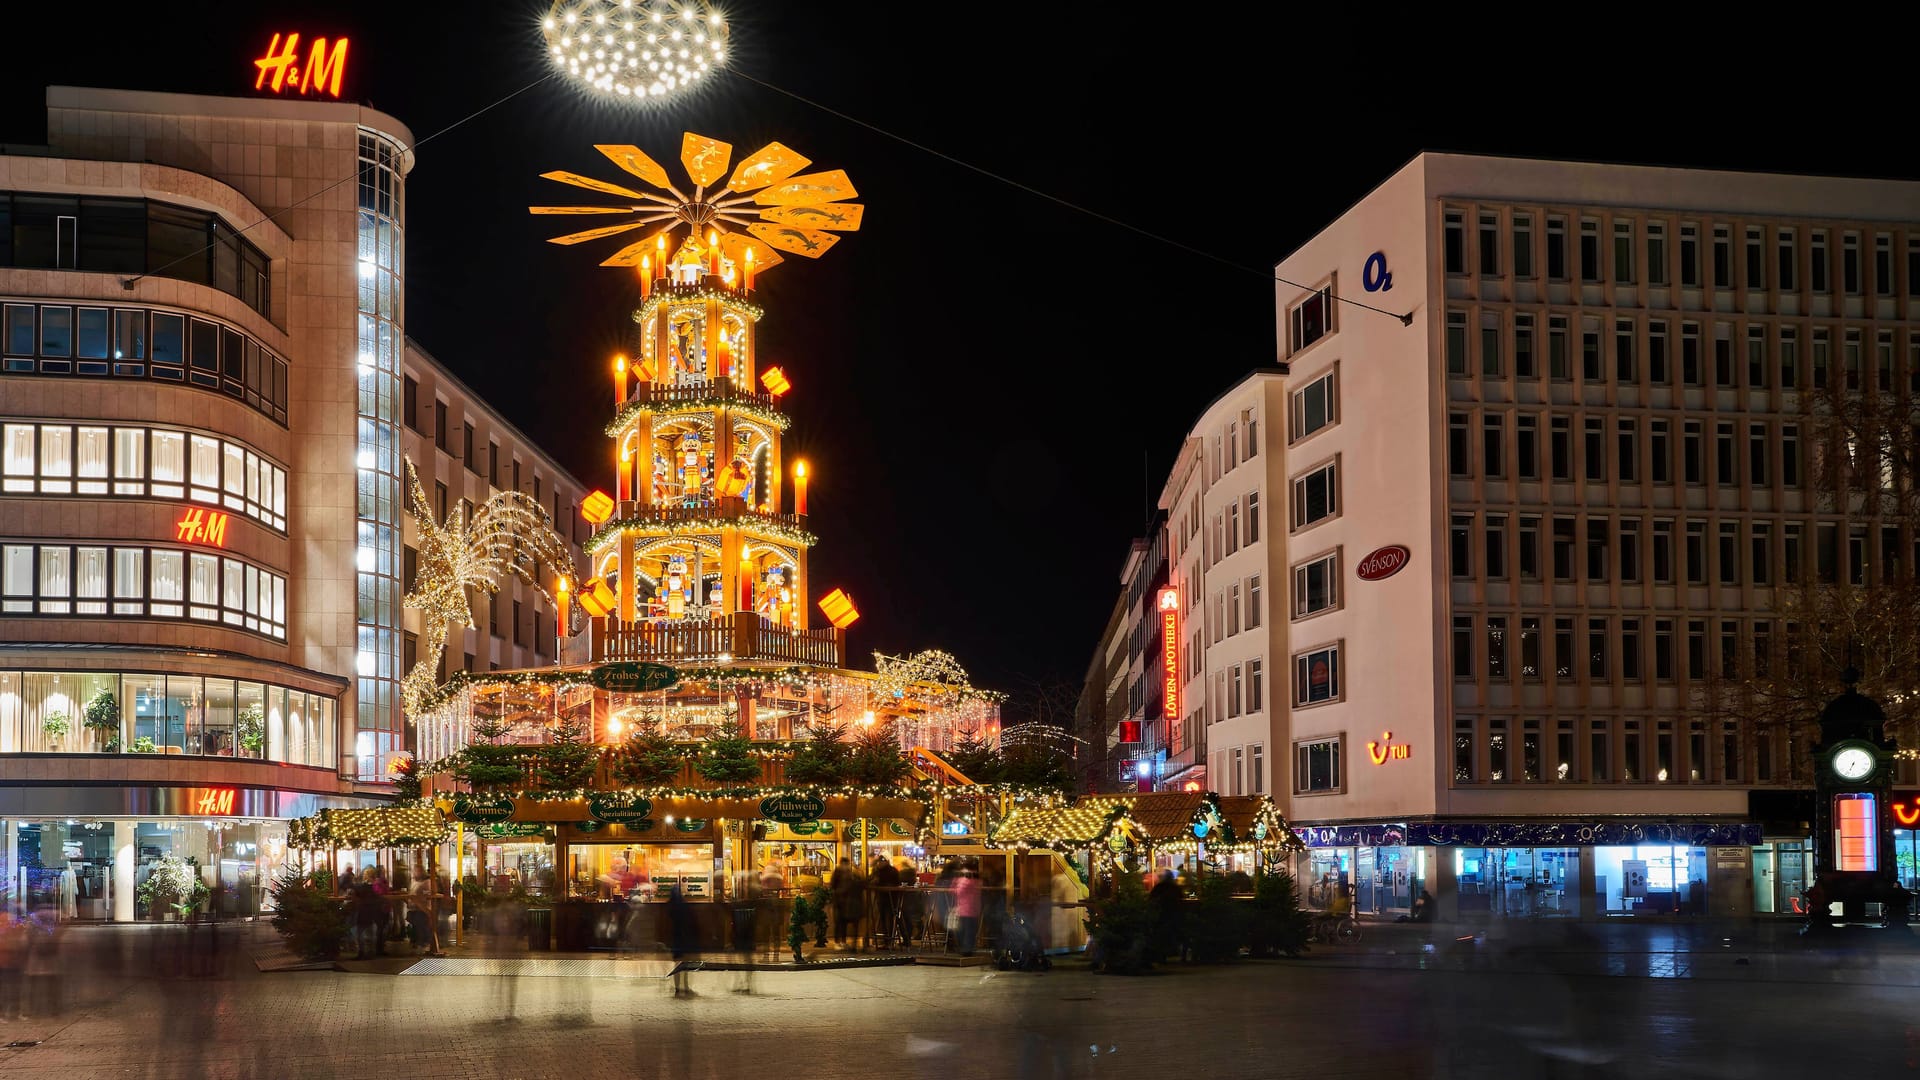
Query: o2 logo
1363 251 1393 292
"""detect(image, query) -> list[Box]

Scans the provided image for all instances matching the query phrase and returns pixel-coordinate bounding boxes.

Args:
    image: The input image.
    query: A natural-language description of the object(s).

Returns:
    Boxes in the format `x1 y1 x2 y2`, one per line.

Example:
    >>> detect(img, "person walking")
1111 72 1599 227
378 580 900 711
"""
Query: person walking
952 862 982 956
0 913 24 1020
351 875 383 959
666 883 698 997
1148 869 1183 962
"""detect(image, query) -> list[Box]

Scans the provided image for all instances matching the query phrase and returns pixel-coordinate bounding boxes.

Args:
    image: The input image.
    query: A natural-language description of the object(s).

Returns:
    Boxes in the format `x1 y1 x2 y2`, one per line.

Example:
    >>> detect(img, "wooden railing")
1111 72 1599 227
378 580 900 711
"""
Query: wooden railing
609 497 809 534
591 612 842 668
629 377 776 414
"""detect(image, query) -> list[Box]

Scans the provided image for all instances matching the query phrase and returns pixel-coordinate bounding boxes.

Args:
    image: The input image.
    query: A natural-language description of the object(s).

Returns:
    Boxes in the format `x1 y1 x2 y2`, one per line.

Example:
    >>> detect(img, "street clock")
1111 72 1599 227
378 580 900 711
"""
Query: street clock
1829 742 1879 783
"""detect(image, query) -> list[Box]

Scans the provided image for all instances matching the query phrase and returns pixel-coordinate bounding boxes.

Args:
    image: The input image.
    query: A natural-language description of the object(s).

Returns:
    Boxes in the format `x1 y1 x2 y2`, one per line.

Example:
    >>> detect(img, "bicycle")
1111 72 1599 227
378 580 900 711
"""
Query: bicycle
1308 912 1362 945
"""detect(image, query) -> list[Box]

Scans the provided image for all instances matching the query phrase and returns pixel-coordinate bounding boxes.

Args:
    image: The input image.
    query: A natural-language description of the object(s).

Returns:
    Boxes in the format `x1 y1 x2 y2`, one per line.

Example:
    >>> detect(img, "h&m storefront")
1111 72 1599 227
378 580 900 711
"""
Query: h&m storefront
2 783 375 922
1294 820 1795 920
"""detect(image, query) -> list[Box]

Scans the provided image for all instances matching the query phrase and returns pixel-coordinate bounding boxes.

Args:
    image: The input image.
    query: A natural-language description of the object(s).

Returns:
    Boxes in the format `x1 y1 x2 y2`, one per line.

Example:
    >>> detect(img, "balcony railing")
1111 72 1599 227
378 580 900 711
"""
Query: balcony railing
628 378 776 414
608 496 810 534
591 612 842 668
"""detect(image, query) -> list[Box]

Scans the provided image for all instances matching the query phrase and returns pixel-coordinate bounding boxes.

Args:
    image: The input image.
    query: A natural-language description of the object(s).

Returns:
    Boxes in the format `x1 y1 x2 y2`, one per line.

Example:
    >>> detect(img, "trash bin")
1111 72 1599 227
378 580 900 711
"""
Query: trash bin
527 907 553 951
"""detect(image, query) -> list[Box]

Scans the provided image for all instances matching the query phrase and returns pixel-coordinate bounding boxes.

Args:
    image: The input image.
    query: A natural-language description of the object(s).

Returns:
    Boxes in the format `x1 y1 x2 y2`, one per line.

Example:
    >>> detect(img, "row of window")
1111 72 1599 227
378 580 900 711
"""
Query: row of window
1207 405 1262 484
1448 411 1805 489
0 192 273 318
1215 742 1266 797
2 421 287 531
2 301 290 425
1449 512 1908 588
1453 715 1786 787
1443 207 1919 297
0 669 335 769
1445 312 1919 395
0 542 286 640
1453 612 1805 686
1210 657 1266 722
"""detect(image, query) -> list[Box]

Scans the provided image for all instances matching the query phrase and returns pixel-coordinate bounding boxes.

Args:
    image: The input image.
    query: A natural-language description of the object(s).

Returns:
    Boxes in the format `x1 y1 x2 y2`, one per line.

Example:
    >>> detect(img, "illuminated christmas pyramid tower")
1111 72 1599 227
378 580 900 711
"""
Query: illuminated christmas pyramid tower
531 134 864 667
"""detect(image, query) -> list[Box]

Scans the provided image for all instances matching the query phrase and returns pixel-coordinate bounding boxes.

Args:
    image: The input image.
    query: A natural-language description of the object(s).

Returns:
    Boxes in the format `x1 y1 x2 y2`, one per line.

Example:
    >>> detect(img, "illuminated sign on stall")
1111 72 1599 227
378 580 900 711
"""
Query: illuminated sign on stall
194 787 237 816
1158 587 1179 719
253 33 351 98
175 508 230 548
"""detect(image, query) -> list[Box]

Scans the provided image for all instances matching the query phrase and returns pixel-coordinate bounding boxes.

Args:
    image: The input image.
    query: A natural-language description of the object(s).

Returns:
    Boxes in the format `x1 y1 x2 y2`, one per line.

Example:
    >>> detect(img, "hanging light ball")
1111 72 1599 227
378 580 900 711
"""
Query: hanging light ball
541 0 729 103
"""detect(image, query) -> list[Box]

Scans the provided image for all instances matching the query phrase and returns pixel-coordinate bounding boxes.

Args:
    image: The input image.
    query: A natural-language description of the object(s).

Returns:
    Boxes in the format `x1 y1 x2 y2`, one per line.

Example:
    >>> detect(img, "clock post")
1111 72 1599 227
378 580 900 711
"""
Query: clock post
1806 673 1909 932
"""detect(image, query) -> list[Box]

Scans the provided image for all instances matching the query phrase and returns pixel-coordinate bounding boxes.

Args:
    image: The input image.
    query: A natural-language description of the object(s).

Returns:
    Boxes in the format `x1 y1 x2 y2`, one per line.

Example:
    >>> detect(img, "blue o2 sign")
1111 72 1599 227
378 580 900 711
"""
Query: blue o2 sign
1363 251 1393 292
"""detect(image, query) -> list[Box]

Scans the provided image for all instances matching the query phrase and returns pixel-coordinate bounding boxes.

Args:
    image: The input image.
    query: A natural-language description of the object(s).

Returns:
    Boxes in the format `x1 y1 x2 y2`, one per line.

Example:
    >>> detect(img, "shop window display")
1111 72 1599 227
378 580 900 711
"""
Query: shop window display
1594 844 1708 915
1454 847 1578 917
1 669 335 766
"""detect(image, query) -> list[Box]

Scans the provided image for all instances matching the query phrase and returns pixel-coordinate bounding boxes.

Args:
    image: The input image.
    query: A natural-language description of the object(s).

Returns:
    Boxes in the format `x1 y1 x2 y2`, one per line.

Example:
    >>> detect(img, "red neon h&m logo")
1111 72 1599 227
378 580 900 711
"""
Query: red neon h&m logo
254 33 350 98
176 508 230 548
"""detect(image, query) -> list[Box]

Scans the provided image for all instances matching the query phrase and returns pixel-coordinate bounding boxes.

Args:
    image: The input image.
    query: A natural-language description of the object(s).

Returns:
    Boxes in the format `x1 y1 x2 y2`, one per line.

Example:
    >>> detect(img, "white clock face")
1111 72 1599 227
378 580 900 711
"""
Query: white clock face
1832 746 1876 782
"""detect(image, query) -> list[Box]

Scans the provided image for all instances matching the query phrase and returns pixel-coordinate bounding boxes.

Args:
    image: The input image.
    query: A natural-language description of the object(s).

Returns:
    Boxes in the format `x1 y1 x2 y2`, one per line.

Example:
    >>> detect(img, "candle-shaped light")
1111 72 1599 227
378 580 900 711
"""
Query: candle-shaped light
556 576 571 665
739 552 753 613
793 459 809 516
743 247 756 291
655 233 667 280
614 354 627 406
717 332 732 377
639 256 652 299
707 230 721 276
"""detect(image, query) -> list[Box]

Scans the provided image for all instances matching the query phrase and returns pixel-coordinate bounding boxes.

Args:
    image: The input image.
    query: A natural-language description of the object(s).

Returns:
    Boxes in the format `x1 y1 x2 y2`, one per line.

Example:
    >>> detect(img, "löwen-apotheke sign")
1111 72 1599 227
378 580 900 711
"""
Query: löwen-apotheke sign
1356 545 1411 581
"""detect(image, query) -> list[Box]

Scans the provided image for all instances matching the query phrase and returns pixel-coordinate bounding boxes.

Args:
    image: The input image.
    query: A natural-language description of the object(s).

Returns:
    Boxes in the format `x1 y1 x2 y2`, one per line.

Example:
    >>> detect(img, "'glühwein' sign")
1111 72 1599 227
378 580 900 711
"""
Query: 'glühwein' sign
1356 545 1411 581
760 793 826 825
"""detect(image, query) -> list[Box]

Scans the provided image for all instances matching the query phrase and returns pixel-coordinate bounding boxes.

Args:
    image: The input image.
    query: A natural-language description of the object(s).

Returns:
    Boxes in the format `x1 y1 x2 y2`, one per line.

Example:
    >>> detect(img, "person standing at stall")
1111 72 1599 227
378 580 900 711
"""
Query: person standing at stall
829 857 864 950
869 856 900 949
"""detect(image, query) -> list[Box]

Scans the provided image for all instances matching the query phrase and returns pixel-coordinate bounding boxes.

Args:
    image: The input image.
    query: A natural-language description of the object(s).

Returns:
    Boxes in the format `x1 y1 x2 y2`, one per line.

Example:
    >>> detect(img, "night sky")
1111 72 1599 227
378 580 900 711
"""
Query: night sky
3 7 1909 716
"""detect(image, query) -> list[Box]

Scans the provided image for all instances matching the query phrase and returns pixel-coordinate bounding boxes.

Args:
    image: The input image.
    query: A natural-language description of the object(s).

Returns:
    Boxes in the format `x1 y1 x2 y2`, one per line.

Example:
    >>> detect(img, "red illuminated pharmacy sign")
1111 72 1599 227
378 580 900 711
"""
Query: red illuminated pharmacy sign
1158 588 1179 719
253 33 351 98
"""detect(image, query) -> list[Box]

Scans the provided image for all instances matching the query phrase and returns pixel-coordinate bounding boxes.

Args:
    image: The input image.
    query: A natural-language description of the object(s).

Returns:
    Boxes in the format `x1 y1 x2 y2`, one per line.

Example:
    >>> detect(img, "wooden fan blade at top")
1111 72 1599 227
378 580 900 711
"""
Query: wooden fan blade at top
680 133 734 188
529 205 641 214
595 144 671 189
746 222 840 258
753 170 857 206
539 171 647 199
719 231 784 272
758 203 864 231
725 141 810 193
600 228 680 267
545 220 654 246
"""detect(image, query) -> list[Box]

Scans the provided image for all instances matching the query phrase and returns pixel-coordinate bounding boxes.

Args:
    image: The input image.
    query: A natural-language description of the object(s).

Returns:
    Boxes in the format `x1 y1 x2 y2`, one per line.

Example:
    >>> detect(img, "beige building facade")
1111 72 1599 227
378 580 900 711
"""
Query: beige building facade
1168 154 1920 919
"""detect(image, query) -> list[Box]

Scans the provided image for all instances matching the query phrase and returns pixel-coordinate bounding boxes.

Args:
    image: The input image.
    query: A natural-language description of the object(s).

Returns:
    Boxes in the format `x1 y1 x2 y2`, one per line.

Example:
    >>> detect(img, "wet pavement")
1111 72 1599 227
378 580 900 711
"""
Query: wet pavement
0 919 1905 1078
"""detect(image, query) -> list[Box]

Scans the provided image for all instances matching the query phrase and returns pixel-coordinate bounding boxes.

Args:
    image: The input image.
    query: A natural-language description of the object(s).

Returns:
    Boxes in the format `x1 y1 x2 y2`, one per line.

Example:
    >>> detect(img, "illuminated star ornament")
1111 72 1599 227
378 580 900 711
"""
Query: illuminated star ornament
541 0 729 102
400 459 574 718
530 133 864 275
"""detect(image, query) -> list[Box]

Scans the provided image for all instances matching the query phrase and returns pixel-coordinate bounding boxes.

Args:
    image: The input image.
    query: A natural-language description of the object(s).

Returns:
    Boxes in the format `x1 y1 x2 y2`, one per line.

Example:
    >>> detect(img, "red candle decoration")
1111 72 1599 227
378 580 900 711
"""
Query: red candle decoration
639 256 652 299
793 460 809 516
707 230 721 277
613 354 627 405
744 247 756 291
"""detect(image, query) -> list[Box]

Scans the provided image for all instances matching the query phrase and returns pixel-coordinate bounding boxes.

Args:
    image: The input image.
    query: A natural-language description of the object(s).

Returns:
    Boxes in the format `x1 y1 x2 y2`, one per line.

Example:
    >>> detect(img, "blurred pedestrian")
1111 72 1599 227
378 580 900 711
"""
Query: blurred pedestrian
352 875 384 959
829 857 864 949
666 883 697 997
870 856 900 949
0 913 24 1020
369 867 392 954
1148 869 1183 962
23 905 63 1018
952 862 982 955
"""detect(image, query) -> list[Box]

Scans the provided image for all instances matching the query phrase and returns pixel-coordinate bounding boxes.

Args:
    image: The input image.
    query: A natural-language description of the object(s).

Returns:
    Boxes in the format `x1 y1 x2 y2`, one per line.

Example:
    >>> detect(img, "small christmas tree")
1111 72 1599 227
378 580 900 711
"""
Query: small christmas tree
694 721 761 784
784 722 851 785
610 714 686 786
850 718 909 788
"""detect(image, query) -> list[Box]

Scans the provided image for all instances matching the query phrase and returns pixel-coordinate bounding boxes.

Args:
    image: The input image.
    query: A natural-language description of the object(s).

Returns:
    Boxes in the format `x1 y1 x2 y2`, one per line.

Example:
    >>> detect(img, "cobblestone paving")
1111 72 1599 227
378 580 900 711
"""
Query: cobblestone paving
0 923 1903 1078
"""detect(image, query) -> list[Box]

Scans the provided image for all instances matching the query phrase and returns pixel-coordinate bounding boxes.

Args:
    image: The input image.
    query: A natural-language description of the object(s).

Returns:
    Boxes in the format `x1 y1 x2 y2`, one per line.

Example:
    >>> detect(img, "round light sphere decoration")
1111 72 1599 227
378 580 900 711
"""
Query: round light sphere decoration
542 0 729 101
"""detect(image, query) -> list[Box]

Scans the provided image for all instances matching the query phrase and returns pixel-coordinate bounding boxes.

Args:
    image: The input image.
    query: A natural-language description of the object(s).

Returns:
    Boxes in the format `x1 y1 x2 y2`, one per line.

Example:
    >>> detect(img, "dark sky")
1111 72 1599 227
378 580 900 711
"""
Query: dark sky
3 7 1909 715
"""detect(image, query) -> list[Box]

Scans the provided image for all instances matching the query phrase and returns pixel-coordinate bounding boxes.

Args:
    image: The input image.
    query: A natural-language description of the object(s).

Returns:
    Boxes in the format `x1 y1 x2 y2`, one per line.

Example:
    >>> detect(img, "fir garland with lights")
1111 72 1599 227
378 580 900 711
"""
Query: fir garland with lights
604 393 792 438
585 511 817 554
635 286 764 326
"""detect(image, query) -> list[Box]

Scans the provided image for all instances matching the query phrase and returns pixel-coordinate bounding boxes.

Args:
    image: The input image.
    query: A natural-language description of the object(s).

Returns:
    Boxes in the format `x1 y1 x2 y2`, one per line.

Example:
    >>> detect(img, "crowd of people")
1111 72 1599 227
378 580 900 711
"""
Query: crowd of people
336 864 448 959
